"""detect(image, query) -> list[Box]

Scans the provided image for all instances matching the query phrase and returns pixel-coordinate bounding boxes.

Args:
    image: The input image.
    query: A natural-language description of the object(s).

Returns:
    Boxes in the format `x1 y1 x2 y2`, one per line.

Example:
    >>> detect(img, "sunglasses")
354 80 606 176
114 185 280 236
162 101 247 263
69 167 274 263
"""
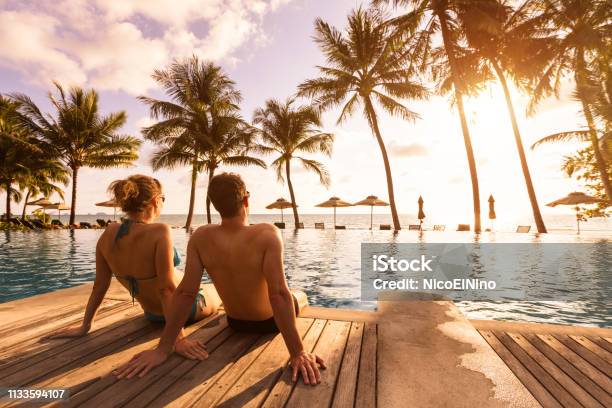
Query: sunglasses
160 195 166 202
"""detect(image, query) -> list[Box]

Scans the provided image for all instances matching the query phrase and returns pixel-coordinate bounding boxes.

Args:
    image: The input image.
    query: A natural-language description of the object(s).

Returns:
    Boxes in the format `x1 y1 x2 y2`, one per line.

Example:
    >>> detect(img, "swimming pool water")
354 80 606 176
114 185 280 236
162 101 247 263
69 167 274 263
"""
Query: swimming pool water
0 228 610 327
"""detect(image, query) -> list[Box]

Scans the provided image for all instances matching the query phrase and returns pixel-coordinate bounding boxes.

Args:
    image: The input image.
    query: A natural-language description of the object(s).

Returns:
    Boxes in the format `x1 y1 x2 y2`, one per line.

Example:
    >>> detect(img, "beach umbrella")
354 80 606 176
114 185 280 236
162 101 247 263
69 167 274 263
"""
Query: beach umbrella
265 198 296 223
546 192 603 233
417 196 425 225
96 199 119 220
353 195 389 230
27 198 54 220
488 195 496 220
316 196 352 228
49 203 70 223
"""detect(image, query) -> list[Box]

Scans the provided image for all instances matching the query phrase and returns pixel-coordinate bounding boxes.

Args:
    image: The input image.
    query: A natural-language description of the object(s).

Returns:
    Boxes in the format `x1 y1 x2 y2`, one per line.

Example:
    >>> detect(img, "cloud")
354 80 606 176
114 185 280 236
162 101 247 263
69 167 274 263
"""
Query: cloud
0 0 292 93
389 142 429 158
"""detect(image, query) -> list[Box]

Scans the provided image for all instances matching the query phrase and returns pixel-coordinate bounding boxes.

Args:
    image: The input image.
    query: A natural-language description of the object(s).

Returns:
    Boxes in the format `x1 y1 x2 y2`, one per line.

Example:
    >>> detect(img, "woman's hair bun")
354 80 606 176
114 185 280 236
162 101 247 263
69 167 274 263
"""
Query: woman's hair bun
108 175 162 213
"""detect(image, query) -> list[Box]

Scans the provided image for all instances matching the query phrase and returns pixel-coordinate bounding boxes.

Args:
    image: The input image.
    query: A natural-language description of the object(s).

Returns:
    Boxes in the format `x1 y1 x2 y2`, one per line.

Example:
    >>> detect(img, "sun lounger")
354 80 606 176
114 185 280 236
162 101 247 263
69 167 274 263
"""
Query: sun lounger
457 224 470 231
314 222 325 229
296 222 304 229
433 224 445 231
273 222 285 229
51 219 65 227
408 224 421 231
516 225 531 233
20 219 35 229
96 219 107 227
80 222 92 229
31 219 45 229
334 225 346 230
379 224 391 230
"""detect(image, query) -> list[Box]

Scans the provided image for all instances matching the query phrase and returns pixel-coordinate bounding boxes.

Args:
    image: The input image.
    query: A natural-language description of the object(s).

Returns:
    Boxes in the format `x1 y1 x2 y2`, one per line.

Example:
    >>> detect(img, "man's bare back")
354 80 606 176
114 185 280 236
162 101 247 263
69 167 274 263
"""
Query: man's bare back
190 222 280 320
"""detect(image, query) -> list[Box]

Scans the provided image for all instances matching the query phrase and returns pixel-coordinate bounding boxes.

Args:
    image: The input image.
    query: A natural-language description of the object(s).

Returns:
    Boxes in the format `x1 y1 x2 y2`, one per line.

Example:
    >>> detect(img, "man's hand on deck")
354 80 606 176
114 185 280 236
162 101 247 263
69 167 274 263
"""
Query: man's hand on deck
113 348 168 379
290 351 326 385
41 324 89 339
174 338 209 360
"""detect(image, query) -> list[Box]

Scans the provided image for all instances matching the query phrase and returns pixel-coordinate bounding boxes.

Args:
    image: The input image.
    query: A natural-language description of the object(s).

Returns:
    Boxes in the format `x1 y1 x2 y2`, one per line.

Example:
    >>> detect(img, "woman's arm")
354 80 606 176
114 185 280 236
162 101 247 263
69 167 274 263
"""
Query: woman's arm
43 233 112 339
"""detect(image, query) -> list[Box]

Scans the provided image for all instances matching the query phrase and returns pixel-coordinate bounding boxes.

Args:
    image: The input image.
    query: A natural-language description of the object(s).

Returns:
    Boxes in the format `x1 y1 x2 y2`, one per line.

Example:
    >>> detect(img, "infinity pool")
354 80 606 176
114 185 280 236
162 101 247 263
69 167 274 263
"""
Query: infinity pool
0 228 610 327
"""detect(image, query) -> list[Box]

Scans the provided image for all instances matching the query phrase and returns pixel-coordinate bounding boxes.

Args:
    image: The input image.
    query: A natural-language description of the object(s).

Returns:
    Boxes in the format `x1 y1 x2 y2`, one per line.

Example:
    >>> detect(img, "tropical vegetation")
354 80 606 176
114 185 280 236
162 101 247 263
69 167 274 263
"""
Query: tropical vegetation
254 98 334 227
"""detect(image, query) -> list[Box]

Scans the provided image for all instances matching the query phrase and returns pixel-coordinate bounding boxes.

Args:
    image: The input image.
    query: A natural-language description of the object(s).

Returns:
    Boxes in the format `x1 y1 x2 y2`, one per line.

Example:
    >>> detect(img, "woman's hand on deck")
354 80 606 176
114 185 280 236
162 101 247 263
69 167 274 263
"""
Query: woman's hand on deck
41 324 89 339
113 348 168 379
174 338 209 360
290 351 326 385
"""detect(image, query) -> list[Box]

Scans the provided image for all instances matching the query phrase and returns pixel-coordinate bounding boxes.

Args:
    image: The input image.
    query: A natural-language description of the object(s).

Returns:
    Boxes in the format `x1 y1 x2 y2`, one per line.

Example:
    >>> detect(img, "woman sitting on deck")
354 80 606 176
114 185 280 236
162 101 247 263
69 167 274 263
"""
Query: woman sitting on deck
44 174 218 360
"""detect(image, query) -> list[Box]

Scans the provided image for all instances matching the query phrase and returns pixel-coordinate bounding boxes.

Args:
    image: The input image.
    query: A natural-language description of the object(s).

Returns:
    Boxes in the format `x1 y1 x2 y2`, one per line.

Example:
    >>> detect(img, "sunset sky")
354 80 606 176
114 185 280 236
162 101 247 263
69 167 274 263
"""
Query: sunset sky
0 0 595 225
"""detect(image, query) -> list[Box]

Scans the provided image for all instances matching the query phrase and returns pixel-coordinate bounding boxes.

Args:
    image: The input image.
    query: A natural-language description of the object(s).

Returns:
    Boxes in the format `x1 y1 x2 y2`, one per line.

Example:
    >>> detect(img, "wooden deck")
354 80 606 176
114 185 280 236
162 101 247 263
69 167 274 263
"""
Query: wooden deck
472 320 612 408
0 283 609 407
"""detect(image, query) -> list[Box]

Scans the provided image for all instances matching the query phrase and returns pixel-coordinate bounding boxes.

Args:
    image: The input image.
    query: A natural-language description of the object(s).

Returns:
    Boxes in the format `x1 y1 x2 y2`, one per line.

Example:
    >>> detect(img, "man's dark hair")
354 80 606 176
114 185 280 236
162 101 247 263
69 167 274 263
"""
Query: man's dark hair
208 172 248 217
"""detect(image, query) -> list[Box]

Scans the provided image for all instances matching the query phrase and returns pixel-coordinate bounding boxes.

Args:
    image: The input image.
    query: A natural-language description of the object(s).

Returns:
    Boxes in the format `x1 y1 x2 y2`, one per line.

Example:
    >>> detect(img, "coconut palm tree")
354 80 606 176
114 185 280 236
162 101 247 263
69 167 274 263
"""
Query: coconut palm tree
528 0 611 203
452 0 551 232
11 83 140 225
140 56 265 226
374 0 484 232
254 98 334 227
298 7 428 231
20 168 68 219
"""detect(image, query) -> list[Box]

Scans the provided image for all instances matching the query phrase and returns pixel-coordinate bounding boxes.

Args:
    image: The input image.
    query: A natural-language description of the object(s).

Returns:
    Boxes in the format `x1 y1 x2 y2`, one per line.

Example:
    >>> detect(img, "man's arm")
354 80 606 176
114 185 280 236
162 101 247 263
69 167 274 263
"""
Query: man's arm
114 228 208 379
44 234 112 338
262 226 326 385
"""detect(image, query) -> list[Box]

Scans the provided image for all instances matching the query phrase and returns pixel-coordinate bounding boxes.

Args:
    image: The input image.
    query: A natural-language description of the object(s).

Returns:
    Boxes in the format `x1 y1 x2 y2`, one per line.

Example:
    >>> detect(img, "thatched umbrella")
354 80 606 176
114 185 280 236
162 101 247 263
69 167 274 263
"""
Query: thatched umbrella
265 198 295 223
353 195 389 230
315 196 352 228
48 202 70 223
27 198 54 221
96 199 119 220
546 192 603 233
417 196 425 226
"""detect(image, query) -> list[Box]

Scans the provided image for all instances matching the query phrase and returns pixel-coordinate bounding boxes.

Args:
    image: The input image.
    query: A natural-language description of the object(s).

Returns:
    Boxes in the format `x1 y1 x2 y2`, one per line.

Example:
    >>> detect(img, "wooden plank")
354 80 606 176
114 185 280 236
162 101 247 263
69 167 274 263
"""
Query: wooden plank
479 331 562 408
554 334 612 377
260 319 327 408
524 333 611 407
590 337 612 354
207 318 315 408
569 335 612 365
60 314 230 408
470 319 612 338
537 334 612 393
0 305 143 378
331 322 364 408
496 331 581 408
355 322 376 408
0 301 130 357
507 332 604 408
145 331 262 408
300 306 379 323
285 320 351 408
0 316 153 387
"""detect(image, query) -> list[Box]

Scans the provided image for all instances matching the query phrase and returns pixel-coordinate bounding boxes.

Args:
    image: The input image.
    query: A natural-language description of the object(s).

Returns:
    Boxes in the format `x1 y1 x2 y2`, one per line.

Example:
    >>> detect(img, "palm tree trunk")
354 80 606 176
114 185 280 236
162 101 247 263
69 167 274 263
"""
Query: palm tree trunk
438 11 481 233
5 182 10 221
364 96 401 231
69 166 78 225
285 159 300 227
205 167 216 224
575 50 612 203
21 189 31 219
493 63 547 233
184 163 198 229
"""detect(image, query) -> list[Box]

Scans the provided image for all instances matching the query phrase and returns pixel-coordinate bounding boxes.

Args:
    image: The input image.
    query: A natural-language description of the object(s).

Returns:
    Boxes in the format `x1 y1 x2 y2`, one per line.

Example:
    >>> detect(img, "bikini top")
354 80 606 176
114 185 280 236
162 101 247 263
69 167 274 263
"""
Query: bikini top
113 219 181 304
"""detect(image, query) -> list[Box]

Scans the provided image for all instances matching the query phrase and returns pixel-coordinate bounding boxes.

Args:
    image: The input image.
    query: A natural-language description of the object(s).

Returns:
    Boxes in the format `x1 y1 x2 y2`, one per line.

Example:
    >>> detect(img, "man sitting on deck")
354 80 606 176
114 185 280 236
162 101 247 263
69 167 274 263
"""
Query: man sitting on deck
114 172 326 385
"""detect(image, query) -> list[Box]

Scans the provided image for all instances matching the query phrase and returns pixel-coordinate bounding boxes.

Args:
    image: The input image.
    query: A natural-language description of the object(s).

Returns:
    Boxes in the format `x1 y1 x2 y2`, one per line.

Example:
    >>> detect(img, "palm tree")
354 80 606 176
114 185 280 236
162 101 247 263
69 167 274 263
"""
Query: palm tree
254 98 334 227
528 0 611 203
20 168 68 219
11 83 140 224
374 0 484 232
453 0 550 232
140 57 265 226
298 7 428 231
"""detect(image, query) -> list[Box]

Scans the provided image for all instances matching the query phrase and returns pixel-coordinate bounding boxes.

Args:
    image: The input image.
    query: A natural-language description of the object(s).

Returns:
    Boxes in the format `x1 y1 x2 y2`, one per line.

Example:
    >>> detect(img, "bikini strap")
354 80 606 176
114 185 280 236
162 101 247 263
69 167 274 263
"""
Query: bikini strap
115 219 133 242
